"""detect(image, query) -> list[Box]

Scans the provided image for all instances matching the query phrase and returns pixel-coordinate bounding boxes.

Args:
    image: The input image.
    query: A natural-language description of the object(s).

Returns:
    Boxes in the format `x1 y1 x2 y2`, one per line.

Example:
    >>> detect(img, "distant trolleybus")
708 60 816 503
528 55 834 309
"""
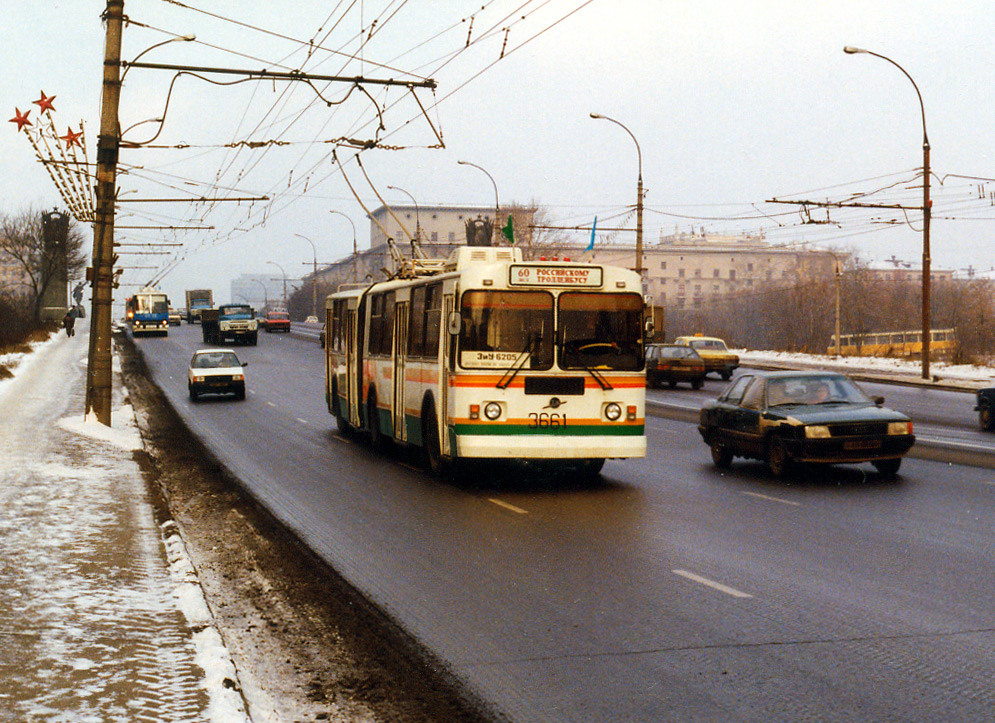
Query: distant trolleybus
125 287 169 336
325 246 647 477
829 328 957 358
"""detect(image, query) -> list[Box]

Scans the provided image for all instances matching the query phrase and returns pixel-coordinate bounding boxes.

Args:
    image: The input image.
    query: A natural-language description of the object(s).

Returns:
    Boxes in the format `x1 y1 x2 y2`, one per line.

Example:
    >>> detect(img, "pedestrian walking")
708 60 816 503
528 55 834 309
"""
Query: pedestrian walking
63 308 76 337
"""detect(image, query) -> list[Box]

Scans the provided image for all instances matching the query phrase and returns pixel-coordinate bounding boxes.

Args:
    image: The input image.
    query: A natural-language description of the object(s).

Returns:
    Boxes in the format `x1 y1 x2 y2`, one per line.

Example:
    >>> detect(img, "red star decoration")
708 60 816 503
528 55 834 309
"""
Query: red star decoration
61 127 84 148
9 107 31 132
33 91 56 114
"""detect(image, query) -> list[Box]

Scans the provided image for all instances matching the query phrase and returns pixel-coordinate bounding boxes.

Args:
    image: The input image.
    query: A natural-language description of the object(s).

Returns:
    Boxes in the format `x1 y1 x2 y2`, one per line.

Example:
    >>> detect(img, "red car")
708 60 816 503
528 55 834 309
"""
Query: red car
264 310 290 333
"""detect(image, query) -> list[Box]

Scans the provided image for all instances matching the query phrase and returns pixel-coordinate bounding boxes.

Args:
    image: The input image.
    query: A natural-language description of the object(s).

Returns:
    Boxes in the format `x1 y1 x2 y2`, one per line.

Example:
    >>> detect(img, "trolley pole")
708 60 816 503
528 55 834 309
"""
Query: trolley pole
85 0 124 425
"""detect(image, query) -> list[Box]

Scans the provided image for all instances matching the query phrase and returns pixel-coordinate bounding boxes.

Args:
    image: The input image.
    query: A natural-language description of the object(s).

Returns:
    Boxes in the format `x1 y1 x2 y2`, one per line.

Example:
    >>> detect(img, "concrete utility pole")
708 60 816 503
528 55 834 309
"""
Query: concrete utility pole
85 0 124 425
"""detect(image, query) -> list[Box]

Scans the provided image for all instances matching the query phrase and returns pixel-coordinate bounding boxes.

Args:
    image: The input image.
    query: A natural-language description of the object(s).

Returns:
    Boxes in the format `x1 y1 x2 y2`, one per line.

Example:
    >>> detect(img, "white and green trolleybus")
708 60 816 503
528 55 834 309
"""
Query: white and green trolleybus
325 246 647 476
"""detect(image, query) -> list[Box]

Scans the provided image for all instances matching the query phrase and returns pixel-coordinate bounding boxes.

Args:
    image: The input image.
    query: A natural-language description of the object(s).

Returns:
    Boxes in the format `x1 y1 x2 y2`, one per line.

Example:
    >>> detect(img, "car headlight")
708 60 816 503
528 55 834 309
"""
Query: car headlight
483 402 502 420
604 402 623 421
805 425 831 439
888 421 912 435
233 374 244 382
192 375 204 383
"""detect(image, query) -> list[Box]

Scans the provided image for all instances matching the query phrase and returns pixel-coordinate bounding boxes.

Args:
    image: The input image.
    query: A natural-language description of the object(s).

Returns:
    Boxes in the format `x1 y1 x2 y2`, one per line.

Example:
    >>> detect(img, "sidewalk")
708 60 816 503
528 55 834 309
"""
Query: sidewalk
0 330 248 723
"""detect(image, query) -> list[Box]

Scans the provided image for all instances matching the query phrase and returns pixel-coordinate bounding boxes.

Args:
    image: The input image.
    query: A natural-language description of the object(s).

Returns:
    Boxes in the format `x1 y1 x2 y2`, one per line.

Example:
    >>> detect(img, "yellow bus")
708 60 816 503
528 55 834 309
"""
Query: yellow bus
829 328 957 358
325 246 647 477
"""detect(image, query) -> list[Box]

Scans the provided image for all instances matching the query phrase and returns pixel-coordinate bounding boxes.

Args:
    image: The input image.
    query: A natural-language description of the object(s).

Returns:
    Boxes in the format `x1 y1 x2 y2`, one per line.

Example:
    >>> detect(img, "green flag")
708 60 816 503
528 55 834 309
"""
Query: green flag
501 215 515 244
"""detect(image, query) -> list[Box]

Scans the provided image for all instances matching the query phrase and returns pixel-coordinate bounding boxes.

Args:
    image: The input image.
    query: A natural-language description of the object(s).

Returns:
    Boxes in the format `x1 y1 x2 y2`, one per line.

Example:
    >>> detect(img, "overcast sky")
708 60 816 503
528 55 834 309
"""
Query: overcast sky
5 1 995 304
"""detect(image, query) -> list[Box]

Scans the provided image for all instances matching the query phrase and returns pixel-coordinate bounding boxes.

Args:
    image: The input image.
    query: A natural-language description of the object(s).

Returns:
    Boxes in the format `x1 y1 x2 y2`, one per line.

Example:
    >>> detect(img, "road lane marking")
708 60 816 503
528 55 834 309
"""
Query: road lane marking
332 435 352 444
248 389 257 395
267 401 276 407
296 418 308 425
488 498 528 515
673 569 753 599
742 491 801 507
398 463 421 472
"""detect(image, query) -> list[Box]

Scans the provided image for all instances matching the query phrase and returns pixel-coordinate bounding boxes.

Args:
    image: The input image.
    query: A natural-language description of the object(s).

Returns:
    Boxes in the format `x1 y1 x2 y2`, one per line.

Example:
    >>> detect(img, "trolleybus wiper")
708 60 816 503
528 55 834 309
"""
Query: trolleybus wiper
496 334 540 390
581 363 613 391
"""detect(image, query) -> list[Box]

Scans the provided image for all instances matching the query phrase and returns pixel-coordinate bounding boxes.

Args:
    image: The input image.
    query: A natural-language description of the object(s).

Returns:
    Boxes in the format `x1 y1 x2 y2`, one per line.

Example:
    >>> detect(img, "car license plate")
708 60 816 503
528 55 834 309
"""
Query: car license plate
844 439 881 450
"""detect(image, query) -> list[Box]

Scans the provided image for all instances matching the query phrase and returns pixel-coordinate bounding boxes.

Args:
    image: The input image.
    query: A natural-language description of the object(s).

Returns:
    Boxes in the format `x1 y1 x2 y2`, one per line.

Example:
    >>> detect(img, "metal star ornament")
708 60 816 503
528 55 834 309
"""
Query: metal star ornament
61 127 83 148
9 107 32 131
33 91 56 114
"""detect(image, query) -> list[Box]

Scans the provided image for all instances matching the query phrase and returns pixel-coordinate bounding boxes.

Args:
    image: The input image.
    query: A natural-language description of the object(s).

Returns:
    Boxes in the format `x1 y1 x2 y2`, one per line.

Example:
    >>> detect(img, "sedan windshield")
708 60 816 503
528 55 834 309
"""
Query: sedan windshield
558 292 643 370
192 352 241 369
766 375 872 407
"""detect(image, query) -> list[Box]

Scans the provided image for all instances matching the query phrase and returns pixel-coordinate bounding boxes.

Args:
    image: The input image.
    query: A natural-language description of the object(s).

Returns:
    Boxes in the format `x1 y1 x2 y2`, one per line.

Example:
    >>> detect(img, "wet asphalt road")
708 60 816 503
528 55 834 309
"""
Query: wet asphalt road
134 324 995 723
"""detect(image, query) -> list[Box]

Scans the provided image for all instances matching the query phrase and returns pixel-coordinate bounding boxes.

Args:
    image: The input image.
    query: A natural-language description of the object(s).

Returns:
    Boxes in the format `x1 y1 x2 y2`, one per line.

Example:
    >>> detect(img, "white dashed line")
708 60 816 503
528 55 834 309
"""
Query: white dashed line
488 498 528 515
266 401 276 407
332 435 353 444
673 569 753 598
742 491 801 507
296 418 308 425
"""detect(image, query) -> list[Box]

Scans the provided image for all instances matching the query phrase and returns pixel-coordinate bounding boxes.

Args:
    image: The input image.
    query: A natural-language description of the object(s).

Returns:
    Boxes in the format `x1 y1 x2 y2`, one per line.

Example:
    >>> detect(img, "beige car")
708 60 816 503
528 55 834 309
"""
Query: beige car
674 335 739 380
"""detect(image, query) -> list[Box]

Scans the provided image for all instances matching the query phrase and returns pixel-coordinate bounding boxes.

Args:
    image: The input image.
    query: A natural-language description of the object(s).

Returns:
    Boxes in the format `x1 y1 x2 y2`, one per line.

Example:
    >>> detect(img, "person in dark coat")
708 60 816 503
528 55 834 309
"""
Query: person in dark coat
63 308 76 337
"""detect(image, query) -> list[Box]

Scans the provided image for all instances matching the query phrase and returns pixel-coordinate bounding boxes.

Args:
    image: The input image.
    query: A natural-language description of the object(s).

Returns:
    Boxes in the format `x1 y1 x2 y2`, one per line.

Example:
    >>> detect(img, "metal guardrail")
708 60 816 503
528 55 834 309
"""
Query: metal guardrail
289 321 321 342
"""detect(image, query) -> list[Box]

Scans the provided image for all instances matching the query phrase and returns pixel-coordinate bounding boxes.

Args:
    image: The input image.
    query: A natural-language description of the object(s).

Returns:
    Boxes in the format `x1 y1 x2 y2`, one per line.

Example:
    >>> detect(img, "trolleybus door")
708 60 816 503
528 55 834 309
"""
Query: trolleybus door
393 302 408 442
440 294 454 457
345 309 358 427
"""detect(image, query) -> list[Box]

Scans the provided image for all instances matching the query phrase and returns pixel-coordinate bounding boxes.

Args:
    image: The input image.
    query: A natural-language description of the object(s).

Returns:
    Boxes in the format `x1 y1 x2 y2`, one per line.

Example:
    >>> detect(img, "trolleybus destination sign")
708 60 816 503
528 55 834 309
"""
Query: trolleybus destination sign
509 265 603 287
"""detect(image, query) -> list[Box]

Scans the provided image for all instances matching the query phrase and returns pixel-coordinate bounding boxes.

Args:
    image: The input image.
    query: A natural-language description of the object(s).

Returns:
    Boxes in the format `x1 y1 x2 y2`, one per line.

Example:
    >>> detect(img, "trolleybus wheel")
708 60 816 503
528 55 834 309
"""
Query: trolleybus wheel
422 400 446 477
367 391 386 450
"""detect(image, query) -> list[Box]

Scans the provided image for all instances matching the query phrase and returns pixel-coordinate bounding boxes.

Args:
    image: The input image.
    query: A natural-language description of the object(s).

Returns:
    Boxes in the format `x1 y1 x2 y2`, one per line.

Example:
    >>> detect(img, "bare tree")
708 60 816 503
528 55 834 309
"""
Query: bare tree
0 207 87 320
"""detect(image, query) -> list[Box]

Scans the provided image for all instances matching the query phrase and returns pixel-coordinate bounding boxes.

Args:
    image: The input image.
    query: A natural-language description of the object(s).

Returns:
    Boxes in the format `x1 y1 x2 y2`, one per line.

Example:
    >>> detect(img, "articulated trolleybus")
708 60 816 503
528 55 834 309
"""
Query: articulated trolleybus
125 286 170 336
325 246 647 476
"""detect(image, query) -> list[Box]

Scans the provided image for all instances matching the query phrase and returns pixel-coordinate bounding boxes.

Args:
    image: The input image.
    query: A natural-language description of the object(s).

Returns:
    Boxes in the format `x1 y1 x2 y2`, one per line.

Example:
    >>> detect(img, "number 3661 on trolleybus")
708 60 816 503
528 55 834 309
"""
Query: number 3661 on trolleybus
324 246 648 477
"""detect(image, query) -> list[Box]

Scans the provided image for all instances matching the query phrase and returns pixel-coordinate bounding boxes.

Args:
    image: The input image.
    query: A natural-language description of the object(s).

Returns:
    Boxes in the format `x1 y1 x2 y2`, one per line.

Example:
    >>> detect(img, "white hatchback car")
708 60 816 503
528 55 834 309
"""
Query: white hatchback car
188 349 247 400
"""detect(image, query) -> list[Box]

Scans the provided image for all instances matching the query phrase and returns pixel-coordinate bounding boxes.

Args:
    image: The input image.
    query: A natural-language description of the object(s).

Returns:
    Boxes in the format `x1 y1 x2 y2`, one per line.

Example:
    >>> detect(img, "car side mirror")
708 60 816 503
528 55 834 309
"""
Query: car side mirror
447 311 462 336
242 362 249 367
873 395 884 406
644 317 655 340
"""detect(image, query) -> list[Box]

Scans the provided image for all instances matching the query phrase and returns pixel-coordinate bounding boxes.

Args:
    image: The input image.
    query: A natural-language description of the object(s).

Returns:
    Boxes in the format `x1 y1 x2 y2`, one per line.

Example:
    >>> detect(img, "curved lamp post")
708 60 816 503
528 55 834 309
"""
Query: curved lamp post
387 185 421 243
329 210 358 282
267 261 288 310
294 233 318 317
458 160 500 245
250 278 269 309
844 45 931 380
590 112 644 277
85 21 195 425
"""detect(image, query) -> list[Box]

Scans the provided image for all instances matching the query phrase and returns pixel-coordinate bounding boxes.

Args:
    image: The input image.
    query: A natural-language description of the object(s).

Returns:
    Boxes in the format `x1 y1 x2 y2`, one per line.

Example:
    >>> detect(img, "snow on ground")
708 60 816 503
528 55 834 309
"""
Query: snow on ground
738 349 995 386
0 331 250 723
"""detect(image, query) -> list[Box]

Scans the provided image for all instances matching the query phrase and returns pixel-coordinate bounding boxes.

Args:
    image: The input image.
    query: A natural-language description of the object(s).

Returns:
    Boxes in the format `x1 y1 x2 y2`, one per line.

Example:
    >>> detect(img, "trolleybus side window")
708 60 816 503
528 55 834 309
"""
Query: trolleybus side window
369 293 393 356
407 283 442 358
458 290 554 370
331 299 346 353
558 292 643 371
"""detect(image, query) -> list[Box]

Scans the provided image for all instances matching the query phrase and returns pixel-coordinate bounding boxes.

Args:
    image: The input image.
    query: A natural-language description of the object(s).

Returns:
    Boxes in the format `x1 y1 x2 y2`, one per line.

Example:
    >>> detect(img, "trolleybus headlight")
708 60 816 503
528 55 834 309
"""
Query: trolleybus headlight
484 402 503 420
605 402 623 421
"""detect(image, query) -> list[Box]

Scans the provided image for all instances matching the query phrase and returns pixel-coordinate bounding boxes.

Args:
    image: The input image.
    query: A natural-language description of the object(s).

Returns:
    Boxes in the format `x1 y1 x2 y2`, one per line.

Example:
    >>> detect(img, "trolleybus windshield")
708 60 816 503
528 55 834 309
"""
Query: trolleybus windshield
459 290 554 370
558 292 643 371
137 295 168 314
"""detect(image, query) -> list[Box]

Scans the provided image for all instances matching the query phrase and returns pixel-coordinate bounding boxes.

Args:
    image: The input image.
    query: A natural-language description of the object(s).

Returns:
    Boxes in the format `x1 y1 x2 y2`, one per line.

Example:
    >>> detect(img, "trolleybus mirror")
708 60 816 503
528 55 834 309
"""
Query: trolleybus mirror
447 311 462 336
644 317 655 340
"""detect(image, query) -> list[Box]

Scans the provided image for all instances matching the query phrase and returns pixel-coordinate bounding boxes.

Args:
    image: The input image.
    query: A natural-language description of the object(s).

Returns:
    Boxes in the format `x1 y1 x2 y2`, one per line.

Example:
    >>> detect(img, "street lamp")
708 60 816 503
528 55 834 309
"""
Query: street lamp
457 160 500 245
84 20 195 426
120 34 196 82
590 112 644 277
250 278 268 309
844 45 932 380
294 233 318 318
329 210 358 282
267 261 288 310
387 185 421 243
